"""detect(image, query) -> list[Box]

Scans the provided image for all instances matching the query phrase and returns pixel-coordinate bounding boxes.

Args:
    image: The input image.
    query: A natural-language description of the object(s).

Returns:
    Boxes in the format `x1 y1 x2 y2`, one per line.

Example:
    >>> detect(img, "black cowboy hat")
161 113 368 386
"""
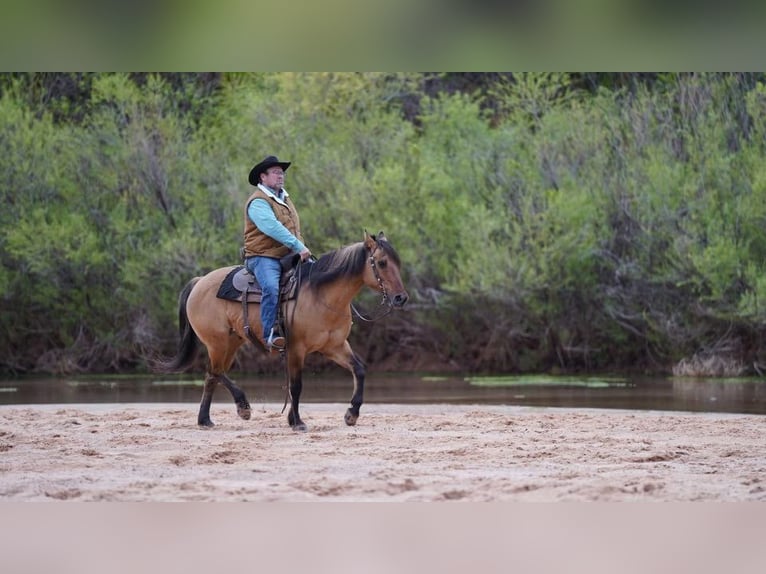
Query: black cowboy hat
248 155 291 186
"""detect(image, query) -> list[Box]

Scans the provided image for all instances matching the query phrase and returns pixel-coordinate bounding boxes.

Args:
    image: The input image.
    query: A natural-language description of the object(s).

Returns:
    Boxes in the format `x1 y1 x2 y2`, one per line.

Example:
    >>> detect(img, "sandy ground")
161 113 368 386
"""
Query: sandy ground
0 402 764 501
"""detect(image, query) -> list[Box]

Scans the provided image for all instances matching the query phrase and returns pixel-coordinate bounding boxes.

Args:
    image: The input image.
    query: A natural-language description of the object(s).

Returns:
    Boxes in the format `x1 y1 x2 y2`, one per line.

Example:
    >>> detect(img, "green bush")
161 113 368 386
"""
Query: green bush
1 72 765 375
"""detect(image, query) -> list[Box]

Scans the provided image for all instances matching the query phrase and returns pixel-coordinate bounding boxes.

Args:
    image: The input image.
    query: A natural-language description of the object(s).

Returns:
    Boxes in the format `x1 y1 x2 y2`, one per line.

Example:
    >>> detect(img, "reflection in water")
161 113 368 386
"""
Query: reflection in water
0 374 764 415
671 377 765 412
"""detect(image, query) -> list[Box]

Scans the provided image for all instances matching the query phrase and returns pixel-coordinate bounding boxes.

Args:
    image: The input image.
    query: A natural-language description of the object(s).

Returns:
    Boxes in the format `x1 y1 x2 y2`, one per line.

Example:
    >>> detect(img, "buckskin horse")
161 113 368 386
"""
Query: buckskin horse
153 231 408 431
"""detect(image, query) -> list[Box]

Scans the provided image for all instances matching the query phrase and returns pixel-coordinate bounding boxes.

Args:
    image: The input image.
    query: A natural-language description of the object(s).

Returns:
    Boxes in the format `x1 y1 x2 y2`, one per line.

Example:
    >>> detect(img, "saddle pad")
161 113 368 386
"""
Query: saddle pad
216 265 297 303
216 266 251 301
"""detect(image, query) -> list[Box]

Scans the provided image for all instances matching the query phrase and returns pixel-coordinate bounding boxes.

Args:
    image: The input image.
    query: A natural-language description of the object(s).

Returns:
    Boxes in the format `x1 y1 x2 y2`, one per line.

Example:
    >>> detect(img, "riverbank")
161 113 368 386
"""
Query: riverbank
1 403 764 501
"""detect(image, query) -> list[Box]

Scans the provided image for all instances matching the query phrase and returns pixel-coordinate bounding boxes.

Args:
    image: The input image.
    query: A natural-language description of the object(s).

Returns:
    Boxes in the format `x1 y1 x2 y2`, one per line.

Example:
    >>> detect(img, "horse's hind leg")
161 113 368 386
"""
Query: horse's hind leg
198 374 218 428
215 335 251 420
198 373 249 427
220 374 251 421
197 333 249 427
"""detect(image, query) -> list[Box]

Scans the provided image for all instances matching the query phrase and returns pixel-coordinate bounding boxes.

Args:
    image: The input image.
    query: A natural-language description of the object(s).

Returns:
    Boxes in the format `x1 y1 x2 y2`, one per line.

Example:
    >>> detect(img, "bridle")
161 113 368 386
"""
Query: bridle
350 242 395 322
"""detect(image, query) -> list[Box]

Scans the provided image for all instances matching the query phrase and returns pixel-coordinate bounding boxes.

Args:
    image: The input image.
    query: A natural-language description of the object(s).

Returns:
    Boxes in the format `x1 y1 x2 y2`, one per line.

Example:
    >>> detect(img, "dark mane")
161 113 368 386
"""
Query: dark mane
306 242 367 291
306 238 401 291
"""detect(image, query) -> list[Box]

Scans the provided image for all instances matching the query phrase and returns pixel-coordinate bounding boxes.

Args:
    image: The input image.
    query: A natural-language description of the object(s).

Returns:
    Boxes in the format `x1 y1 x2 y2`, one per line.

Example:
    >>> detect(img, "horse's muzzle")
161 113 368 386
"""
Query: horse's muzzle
391 292 409 307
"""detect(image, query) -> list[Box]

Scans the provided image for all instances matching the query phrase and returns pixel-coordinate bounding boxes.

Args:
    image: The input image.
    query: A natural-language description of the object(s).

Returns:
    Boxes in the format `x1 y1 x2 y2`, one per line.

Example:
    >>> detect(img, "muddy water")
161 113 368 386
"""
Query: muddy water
1 373 764 414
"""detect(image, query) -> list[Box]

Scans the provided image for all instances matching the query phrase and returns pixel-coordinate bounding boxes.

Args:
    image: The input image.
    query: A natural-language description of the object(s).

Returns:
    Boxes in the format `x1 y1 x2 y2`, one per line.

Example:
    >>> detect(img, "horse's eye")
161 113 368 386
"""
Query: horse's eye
378 259 387 268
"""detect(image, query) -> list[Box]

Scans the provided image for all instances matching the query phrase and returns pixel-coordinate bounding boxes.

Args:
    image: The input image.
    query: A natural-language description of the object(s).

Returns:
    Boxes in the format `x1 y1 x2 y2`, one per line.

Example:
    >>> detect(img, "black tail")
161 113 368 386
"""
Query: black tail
152 277 202 373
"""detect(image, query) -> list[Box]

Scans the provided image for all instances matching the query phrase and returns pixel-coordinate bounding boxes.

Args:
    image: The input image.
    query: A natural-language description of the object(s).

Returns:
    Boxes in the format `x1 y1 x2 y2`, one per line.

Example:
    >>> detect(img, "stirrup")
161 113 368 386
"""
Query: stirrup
266 328 285 351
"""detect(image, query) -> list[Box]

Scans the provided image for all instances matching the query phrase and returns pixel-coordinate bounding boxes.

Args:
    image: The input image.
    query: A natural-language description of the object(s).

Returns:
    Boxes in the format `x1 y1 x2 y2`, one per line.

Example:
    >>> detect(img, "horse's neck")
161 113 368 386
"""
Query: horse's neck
306 246 368 312
316 275 365 310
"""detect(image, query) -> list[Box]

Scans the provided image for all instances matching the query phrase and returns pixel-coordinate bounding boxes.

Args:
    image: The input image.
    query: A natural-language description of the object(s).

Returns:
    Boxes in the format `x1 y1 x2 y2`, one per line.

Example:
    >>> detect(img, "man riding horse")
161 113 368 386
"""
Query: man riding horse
243 155 312 351
154 156 408 429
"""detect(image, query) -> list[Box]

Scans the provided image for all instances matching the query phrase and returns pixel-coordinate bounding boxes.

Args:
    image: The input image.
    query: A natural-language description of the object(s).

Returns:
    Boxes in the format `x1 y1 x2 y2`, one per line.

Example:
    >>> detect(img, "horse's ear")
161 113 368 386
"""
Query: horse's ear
377 231 387 242
364 229 377 250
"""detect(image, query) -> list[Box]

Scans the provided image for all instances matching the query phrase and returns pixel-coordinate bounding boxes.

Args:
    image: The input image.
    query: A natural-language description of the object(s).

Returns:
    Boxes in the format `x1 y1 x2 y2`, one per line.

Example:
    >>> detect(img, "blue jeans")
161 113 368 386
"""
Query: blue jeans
246 256 282 340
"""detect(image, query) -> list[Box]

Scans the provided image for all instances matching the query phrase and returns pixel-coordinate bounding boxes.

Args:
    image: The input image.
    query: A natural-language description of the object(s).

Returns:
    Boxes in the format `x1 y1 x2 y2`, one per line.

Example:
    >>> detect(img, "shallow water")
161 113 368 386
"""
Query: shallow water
1 373 765 415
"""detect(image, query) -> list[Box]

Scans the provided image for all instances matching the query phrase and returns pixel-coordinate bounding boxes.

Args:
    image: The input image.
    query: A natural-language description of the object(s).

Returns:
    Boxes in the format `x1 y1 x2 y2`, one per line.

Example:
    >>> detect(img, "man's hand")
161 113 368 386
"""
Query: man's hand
299 248 312 262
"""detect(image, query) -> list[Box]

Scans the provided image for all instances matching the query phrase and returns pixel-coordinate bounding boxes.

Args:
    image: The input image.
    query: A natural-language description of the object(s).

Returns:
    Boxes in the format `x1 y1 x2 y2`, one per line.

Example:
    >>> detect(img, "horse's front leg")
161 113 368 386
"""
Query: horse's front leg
324 341 366 426
344 352 366 426
286 353 307 431
287 373 306 431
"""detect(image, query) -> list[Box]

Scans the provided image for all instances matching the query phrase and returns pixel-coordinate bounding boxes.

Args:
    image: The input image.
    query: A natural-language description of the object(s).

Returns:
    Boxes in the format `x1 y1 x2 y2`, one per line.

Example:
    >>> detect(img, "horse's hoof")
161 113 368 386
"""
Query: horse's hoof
344 409 358 426
237 405 251 420
291 422 307 432
198 420 215 429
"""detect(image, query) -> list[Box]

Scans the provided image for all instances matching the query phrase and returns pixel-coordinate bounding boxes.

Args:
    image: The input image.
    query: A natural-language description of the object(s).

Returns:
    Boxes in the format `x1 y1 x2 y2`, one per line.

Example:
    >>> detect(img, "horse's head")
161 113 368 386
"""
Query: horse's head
363 231 409 308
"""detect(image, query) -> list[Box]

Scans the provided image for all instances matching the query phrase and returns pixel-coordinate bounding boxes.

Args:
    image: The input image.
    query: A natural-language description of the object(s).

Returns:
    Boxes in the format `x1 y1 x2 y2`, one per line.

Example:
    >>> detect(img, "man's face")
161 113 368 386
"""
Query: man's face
261 167 285 190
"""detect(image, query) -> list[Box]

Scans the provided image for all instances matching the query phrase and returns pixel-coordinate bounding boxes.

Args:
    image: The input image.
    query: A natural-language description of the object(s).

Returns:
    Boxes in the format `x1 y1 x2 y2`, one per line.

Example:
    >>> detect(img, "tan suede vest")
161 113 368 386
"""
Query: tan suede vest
243 187 303 259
